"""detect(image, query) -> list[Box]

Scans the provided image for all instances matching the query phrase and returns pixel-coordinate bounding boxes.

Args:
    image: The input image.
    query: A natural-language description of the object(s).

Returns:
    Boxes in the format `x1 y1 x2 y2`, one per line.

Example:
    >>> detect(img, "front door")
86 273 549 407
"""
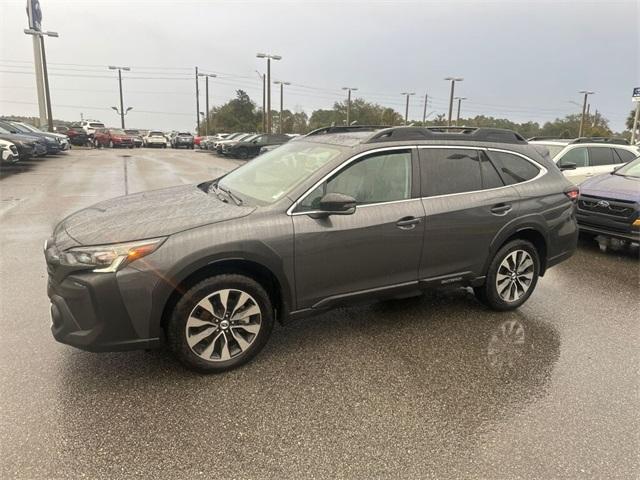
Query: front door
292 148 425 309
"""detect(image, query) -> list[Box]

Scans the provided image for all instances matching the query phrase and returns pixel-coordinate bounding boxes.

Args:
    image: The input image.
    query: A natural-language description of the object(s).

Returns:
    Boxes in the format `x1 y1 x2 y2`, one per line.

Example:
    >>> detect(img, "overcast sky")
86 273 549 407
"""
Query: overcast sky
0 0 638 132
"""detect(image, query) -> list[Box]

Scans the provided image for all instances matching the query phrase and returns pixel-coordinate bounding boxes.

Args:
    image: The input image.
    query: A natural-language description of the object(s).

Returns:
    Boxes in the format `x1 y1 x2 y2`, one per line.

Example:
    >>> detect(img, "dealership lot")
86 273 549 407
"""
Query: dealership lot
0 149 637 479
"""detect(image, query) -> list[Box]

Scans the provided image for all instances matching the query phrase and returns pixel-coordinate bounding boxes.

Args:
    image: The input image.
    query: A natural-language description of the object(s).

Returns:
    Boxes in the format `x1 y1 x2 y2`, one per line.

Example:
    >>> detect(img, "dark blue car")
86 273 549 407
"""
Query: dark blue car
577 156 640 243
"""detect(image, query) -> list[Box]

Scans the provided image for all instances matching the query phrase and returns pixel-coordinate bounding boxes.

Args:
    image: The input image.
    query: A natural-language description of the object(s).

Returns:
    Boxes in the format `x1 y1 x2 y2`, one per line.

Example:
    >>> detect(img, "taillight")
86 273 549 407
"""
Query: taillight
564 186 579 202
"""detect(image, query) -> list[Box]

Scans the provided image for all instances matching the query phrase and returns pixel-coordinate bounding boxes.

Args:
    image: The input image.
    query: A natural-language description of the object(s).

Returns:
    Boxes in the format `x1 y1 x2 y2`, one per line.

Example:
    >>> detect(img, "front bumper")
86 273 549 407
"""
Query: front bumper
45 242 163 352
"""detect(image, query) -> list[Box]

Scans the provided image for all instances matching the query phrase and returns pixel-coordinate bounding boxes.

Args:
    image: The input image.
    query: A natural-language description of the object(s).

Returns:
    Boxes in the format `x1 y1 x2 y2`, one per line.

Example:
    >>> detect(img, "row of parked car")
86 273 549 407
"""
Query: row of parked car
198 132 295 159
0 119 70 166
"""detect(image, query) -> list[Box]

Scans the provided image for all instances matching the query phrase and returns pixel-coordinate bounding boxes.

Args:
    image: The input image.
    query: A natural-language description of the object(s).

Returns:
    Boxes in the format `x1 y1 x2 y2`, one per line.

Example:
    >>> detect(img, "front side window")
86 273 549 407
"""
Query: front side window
488 150 540 185
588 147 615 166
557 147 588 168
298 150 412 210
422 148 482 196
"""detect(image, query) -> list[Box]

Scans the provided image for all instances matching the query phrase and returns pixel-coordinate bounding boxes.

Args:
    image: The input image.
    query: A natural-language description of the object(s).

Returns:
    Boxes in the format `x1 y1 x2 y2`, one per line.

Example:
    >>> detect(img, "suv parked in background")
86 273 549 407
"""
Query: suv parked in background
144 131 168 148
64 125 89 146
44 126 578 373
576 155 640 245
171 132 195 149
529 137 639 184
124 129 144 148
93 128 135 148
80 120 105 138
224 133 291 159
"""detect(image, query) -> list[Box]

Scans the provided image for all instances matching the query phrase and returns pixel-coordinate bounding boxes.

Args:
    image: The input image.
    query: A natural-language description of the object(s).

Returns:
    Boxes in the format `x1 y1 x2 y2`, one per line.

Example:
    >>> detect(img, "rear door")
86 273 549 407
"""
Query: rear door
292 147 425 309
587 146 620 178
418 147 522 283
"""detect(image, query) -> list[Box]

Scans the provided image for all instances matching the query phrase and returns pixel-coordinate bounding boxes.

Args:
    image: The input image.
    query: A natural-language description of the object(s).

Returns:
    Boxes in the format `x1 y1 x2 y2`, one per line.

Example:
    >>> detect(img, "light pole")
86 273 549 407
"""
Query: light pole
422 93 429 124
256 70 266 132
24 28 58 132
195 67 200 133
274 81 291 134
445 77 464 126
401 92 415 125
108 66 130 129
198 73 217 135
454 96 467 125
578 90 595 137
112 106 133 123
256 53 282 133
342 87 358 125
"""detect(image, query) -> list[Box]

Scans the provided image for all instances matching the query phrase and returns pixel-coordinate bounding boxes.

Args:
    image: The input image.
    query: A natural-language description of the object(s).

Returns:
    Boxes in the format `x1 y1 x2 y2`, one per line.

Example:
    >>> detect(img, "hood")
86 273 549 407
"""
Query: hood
580 172 640 203
55 183 255 247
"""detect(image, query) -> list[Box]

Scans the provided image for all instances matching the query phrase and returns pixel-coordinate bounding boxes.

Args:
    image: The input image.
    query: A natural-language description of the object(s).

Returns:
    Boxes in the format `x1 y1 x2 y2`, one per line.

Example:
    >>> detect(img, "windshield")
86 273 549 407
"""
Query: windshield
614 157 640 178
89 123 104 128
125 130 139 134
0 125 12 134
110 129 126 135
239 134 259 142
18 123 41 133
219 141 344 205
150 131 164 136
178 132 192 136
9 122 30 133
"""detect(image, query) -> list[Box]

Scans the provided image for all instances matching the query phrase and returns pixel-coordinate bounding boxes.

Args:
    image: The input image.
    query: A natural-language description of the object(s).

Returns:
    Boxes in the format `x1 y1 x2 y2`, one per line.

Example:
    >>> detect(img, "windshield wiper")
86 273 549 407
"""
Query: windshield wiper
217 184 243 206
209 183 229 203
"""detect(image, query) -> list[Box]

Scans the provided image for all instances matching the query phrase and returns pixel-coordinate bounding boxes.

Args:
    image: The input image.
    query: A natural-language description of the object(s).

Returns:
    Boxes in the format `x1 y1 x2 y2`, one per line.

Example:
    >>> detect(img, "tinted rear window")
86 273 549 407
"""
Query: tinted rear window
487 151 540 185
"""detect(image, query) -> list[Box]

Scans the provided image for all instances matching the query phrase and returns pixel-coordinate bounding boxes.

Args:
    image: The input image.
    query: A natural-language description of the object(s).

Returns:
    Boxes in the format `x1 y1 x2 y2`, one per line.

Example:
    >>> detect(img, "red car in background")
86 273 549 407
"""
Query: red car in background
93 128 135 148
194 135 202 146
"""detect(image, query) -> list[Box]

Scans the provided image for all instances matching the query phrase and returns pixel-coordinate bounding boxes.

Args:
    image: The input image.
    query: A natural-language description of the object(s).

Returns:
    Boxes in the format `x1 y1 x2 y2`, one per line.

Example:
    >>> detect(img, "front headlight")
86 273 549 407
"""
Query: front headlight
62 238 166 272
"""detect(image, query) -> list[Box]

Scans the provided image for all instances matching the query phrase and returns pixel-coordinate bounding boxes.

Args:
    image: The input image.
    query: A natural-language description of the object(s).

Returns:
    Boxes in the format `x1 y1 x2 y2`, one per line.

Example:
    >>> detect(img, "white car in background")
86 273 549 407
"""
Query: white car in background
143 131 168 148
80 120 106 138
0 138 19 164
529 138 640 184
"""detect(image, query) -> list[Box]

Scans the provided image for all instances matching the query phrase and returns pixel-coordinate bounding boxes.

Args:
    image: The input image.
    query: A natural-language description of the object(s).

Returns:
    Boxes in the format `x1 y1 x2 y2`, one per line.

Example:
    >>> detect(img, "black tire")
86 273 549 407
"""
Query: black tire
474 239 540 311
167 274 274 373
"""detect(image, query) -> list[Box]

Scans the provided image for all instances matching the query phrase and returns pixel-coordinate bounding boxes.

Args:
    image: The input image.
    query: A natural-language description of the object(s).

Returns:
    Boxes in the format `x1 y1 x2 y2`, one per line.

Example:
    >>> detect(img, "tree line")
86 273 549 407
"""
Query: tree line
199 90 637 141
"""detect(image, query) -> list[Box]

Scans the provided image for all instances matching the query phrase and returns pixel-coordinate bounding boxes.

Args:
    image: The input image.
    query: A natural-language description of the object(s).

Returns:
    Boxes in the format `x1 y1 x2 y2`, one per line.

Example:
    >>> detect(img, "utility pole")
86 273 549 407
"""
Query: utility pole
195 67 200 133
445 77 463 126
422 93 428 124
198 73 217 135
454 96 467 125
578 90 594 137
342 87 358 125
257 53 282 133
256 71 266 132
401 92 415 125
274 81 291 133
24 28 58 132
109 66 130 129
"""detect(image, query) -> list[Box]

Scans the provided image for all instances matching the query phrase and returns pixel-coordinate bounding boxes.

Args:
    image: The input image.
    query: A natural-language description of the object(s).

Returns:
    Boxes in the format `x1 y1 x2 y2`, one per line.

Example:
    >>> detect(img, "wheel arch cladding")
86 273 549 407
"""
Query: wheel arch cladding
158 258 286 335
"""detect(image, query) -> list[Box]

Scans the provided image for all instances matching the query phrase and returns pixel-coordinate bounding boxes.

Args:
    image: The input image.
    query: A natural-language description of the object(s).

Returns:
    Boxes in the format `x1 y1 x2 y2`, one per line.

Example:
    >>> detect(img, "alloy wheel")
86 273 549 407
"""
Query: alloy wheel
495 250 534 302
185 289 262 362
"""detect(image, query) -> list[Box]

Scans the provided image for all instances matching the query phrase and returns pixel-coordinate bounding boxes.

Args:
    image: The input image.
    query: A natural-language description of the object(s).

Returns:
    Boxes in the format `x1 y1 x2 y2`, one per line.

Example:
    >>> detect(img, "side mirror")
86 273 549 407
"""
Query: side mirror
559 162 577 171
317 193 356 216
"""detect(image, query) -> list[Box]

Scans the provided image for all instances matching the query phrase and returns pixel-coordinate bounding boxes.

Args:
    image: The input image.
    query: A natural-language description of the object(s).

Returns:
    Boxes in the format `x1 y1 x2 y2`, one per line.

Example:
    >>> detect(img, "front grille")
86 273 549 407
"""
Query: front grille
578 195 636 219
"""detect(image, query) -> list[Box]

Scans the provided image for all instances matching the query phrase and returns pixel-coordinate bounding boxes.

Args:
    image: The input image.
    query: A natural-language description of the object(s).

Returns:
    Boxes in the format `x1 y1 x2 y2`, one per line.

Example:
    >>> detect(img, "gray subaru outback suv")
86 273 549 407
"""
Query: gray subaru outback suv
44 126 579 372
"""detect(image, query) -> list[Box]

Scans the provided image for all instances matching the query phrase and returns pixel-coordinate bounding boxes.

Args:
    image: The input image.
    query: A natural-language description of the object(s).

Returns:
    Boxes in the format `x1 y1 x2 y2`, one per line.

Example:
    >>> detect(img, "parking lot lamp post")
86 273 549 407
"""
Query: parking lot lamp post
422 93 428 124
24 29 58 132
401 92 415 125
198 73 217 136
274 81 291 134
256 71 266 132
578 90 595 137
342 87 358 125
445 77 463 126
454 96 467 125
257 53 282 133
108 66 130 129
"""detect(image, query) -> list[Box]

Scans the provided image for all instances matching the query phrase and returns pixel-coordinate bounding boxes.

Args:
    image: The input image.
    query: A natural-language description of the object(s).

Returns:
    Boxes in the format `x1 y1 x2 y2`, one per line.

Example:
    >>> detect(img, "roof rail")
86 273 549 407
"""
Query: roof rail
365 126 527 144
527 136 573 141
570 137 629 145
306 125 390 136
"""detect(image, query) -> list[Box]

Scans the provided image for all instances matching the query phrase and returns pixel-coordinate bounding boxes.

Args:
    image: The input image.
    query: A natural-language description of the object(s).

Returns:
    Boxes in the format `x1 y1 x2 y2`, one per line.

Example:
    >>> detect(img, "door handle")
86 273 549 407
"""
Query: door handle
490 203 512 215
396 216 422 230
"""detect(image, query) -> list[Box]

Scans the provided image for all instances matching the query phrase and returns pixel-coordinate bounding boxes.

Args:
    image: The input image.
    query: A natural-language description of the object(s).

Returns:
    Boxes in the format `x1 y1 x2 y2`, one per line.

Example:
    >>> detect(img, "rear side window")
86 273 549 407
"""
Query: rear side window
480 151 505 189
421 148 482 196
588 147 615 166
613 148 637 163
487 151 540 185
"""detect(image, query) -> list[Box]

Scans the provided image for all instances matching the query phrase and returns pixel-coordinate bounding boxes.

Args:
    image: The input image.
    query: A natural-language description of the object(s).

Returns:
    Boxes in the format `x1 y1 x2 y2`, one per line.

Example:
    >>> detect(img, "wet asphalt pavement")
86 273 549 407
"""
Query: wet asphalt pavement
0 148 638 479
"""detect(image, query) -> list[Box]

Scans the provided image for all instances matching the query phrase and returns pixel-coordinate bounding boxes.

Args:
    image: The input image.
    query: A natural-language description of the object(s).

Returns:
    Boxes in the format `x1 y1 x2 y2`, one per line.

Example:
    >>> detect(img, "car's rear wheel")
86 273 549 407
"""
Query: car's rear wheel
474 239 539 311
167 274 274 373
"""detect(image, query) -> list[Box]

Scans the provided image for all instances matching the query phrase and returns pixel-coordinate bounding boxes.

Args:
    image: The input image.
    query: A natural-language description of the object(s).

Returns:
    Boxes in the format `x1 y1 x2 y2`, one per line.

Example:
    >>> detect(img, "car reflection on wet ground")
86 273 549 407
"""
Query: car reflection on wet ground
0 149 637 479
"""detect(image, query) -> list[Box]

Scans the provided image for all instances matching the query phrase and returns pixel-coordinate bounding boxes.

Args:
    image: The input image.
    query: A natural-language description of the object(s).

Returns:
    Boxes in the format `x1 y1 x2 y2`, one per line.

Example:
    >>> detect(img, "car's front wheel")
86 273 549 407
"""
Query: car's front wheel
474 239 540 311
167 274 274 373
